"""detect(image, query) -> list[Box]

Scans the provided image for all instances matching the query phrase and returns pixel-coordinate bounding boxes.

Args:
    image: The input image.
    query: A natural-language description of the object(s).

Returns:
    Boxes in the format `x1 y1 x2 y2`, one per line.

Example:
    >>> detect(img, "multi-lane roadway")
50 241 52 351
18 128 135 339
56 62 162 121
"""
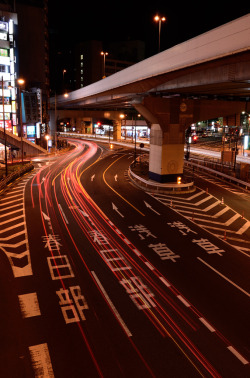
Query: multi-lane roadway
0 138 249 377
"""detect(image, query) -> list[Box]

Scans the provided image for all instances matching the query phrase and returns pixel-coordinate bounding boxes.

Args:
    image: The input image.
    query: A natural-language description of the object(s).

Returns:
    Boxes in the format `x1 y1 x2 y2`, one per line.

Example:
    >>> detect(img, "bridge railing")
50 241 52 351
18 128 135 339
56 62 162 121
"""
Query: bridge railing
184 160 250 191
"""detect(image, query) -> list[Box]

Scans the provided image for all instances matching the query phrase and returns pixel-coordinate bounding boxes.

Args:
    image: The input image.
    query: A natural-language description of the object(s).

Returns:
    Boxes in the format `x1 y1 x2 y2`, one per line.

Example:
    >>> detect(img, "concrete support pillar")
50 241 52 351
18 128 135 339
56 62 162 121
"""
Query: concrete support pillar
133 96 189 183
149 123 185 182
113 121 121 141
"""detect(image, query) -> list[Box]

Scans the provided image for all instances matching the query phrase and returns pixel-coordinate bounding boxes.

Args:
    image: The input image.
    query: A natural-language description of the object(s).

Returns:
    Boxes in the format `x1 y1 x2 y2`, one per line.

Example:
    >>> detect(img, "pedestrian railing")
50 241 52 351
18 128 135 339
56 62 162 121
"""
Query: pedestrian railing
0 163 34 192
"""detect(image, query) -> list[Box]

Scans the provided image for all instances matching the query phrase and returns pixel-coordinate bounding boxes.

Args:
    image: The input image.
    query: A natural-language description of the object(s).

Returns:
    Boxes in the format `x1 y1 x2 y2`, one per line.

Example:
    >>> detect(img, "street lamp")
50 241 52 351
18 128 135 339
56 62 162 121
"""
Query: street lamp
17 78 25 164
45 134 50 152
154 15 166 52
62 69 67 91
1 77 9 176
120 113 127 140
101 51 108 78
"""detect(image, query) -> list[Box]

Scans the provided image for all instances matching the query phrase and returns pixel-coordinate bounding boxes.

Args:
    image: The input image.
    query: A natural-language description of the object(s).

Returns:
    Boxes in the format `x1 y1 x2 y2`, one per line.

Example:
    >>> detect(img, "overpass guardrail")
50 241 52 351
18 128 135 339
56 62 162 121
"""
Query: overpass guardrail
185 160 250 192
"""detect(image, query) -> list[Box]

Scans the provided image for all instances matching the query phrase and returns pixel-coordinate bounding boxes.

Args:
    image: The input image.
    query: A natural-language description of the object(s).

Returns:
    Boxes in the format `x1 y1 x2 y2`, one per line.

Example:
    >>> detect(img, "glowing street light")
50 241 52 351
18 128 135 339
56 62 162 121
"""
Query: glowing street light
45 134 50 152
1 77 8 176
154 15 166 52
17 78 25 163
101 51 108 78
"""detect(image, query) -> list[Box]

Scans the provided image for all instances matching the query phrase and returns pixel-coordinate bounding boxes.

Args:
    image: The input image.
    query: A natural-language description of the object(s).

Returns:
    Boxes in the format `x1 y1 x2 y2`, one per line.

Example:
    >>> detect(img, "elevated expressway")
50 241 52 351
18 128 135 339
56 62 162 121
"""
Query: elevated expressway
52 14 250 182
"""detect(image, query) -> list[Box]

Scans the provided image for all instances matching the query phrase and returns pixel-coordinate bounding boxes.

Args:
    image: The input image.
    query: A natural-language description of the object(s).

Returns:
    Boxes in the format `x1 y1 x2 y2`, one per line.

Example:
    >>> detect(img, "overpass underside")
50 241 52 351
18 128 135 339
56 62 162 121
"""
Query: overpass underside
53 15 250 183
133 96 250 183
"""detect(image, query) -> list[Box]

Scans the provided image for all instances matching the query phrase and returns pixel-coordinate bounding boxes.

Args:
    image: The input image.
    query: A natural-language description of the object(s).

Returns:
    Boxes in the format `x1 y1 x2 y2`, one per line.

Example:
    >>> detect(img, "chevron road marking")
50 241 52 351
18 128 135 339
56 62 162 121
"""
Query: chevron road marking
0 184 33 277
0 230 26 241
148 188 250 251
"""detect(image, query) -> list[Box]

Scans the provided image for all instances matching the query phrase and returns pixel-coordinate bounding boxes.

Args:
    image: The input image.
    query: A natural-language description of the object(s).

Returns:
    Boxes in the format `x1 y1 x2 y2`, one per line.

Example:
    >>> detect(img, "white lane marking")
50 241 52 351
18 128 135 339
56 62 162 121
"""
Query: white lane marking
18 292 41 318
29 343 55 377
0 193 23 200
58 204 69 224
159 276 171 287
133 248 141 257
91 271 132 337
0 221 25 233
202 200 221 212
0 208 23 218
213 206 230 218
199 317 215 332
227 346 249 365
236 220 250 235
195 195 213 206
0 202 23 212
0 214 24 227
145 262 154 271
177 295 191 307
197 257 250 298
123 238 131 244
0 230 26 241
0 198 23 207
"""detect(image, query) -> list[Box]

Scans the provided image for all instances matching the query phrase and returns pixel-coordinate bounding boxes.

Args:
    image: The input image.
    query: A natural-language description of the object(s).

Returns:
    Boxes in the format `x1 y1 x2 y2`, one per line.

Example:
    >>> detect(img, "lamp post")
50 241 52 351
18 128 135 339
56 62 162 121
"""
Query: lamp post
45 134 49 152
1 77 8 176
154 15 166 52
54 92 57 152
17 78 25 164
101 51 108 78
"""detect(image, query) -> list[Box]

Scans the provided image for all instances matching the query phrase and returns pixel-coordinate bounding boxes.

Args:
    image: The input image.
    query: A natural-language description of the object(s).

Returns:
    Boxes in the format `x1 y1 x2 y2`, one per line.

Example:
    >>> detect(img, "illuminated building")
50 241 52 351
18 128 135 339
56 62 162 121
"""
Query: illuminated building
0 7 18 136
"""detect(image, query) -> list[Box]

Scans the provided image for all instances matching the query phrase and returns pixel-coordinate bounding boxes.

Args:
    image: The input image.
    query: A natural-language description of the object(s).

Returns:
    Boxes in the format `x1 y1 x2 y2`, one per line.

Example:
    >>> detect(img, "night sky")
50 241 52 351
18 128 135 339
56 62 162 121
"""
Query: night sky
48 2 250 55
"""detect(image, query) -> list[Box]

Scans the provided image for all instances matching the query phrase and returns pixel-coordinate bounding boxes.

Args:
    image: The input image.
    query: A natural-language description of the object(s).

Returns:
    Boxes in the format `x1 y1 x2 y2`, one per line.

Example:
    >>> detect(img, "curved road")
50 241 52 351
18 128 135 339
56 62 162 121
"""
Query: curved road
0 138 249 377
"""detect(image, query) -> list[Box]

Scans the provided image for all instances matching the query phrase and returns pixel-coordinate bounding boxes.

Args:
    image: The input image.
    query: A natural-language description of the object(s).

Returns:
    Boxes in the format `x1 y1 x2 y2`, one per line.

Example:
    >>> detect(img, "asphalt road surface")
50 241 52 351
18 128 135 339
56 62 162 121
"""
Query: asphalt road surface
0 138 249 377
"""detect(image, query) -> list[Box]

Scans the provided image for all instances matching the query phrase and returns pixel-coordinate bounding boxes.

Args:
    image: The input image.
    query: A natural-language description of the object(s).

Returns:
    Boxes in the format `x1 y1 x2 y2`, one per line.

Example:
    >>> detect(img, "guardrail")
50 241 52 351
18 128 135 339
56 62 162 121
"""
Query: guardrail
0 163 34 192
129 166 195 194
185 160 250 191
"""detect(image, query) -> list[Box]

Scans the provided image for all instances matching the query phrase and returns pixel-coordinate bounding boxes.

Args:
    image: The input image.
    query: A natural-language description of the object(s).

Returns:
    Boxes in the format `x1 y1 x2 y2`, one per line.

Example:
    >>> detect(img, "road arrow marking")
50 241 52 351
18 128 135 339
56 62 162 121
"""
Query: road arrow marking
59 204 69 224
114 174 118 181
112 203 124 218
79 209 89 218
91 174 95 181
42 212 50 221
144 201 160 215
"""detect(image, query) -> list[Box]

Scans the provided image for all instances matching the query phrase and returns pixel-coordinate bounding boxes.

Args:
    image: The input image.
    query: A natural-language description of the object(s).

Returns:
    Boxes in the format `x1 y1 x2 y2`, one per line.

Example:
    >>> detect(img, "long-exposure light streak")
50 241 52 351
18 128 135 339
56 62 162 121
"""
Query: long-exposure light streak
50 139 221 376
33 151 105 377
29 138 249 376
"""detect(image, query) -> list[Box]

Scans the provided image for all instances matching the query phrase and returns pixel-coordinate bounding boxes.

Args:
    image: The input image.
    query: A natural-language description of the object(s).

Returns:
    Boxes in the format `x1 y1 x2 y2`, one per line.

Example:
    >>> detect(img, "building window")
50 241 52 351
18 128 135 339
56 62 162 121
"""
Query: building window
0 64 8 73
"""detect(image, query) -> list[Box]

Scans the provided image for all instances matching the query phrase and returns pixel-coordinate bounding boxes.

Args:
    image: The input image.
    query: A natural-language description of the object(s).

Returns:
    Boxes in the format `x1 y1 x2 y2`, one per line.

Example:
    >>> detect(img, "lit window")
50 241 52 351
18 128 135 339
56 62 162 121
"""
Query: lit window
80 54 83 60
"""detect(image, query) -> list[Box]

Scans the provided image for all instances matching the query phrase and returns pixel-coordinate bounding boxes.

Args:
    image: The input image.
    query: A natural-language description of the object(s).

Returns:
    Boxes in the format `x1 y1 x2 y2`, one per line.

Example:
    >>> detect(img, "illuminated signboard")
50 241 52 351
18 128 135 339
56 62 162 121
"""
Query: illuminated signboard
0 120 12 131
0 21 8 33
